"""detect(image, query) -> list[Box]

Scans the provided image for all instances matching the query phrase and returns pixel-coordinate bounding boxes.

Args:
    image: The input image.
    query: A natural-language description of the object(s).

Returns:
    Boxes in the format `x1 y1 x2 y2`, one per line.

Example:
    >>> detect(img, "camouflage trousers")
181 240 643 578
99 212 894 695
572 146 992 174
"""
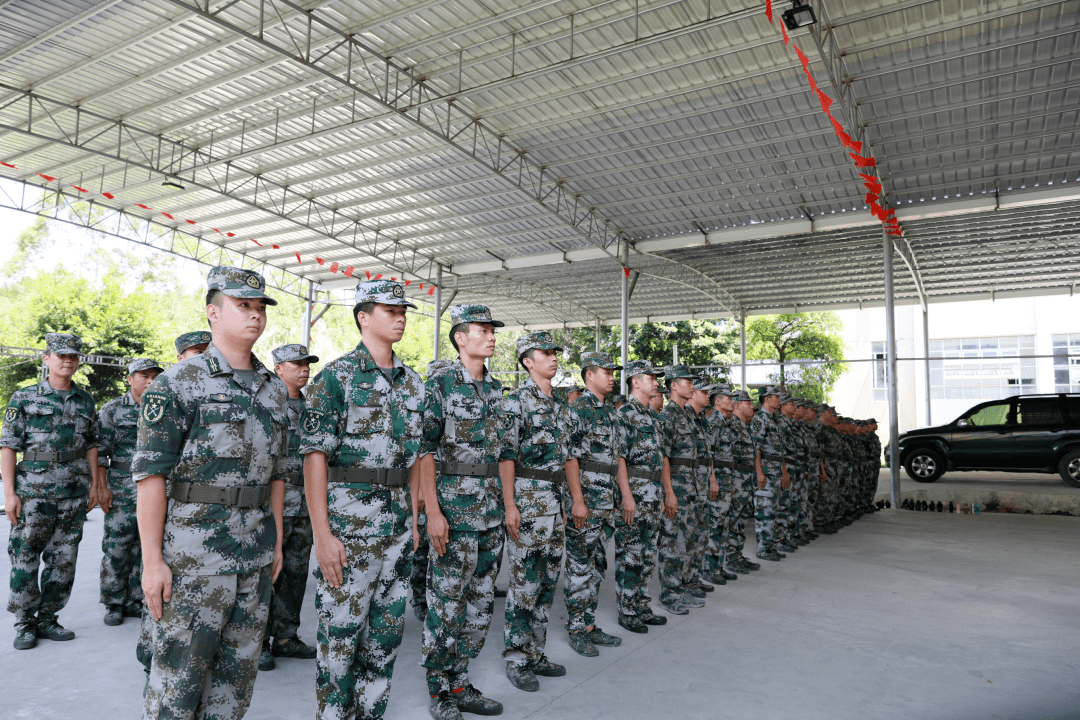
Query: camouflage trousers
776 469 803 544
725 474 755 563
754 478 780 554
143 566 272 720
7 495 86 627
315 529 410 720
100 502 143 610
657 478 705 604
702 487 733 576
410 513 429 611
563 508 615 633
422 524 504 696
503 513 564 669
265 514 313 642
613 496 660 617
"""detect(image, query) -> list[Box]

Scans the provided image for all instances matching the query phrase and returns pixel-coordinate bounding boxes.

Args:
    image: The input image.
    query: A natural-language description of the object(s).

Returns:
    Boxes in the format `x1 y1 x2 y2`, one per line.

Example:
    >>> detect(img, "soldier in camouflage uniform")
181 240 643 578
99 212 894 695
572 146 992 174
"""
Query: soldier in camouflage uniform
411 359 454 623
176 331 212 361
134 266 287 720
499 331 570 692
657 365 708 615
703 386 739 585
420 304 506 720
613 359 670 633
750 386 788 562
561 350 633 658
726 391 761 573
774 393 801 554
258 343 320 672
97 357 164 627
687 379 719 593
3 332 102 650
794 400 822 543
815 405 842 534
300 280 423 720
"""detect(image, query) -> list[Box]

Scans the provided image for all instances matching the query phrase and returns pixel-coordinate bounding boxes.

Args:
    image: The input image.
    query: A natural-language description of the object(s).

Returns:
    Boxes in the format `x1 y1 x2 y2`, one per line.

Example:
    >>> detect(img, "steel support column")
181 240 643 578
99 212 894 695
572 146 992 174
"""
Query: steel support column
620 240 629 395
740 311 747 391
301 280 314 347
883 228 901 508
923 305 932 427
433 265 443 362
595 317 601 352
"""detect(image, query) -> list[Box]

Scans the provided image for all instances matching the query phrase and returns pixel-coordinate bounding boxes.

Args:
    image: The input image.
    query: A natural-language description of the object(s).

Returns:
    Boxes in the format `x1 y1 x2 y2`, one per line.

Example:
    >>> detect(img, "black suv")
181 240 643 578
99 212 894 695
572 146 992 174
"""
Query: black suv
886 394 1080 487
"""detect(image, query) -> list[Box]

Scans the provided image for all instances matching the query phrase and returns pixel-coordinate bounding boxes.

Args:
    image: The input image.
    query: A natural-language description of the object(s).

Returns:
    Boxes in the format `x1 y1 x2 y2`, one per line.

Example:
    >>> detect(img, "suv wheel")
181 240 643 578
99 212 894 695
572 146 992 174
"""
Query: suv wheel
905 449 944 483
1058 450 1080 488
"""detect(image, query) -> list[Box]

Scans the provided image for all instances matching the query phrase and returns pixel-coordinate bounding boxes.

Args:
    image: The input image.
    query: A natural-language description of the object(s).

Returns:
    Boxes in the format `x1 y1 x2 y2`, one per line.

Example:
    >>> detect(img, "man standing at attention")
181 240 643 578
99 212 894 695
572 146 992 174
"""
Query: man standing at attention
750 386 788 562
300 279 424 720
499 331 570 692
3 332 102 650
421 305 506 720
135 266 287 719
97 357 164 627
259 343 321 671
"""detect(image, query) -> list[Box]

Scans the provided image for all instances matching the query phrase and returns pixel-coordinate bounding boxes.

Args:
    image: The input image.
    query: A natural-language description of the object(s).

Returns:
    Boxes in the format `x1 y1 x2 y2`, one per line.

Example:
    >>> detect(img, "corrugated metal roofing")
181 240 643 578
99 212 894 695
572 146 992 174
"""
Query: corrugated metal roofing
0 0 1078 324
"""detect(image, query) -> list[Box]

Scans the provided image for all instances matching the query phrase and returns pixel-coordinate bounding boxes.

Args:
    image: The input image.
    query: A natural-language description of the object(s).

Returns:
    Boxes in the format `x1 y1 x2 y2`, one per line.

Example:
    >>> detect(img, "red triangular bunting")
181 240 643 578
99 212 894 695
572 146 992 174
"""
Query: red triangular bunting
250 239 263 246
137 204 150 209
866 193 879 204
766 0 773 23
1 161 15 168
344 266 355 277
186 219 196 225
316 257 325 265
162 212 174 220
373 274 383 280
781 21 790 47
427 286 435 296
330 262 339 273
71 185 88 193
404 280 411 286
37 173 56 182
295 252 301 264
102 192 114 199
850 153 876 168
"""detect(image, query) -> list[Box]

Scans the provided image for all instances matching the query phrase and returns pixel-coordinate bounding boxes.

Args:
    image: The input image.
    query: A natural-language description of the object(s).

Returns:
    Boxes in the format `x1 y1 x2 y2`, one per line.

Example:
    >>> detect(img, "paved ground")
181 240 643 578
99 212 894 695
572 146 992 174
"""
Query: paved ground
876 468 1080 515
2 504 1078 720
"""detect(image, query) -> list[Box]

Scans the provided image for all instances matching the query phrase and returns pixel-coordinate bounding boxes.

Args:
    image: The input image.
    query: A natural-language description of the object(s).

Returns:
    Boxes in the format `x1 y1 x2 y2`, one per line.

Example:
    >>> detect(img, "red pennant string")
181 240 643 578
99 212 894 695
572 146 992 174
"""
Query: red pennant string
1 161 15 168
390 276 396 281
71 185 88 193
887 229 903 236
102 192 114 199
427 287 435 296
794 45 810 71
373 274 383 280
365 270 371 279
316 257 325 265
865 193 879 204
161 212 174 220
330 262 339 273
136 204 150 209
404 280 411 286
37 173 56 182
859 172 879 184
780 20 790 47
186 219 196 225
869 201 884 220
294 252 301 264
226 232 235 237
272 244 280 249
250 239 263 246
344 267 355 277
863 181 882 195
765 0 773 23
419 283 425 290
850 153 876 168
816 88 833 113
623 267 631 278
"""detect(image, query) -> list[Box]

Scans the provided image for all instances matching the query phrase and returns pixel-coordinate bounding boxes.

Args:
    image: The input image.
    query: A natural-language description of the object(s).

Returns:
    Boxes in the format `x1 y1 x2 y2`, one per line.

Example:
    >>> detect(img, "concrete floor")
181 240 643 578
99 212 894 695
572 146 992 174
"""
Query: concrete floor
2 500 1078 720
877 468 1080 515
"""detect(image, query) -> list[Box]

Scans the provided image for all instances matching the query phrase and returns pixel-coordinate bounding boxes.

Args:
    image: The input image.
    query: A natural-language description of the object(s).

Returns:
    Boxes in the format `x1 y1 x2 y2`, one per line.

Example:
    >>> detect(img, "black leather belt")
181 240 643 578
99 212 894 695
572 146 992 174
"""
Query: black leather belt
785 456 798 464
285 471 304 486
627 465 661 482
328 467 409 486
760 453 785 463
23 449 87 462
108 459 133 472
438 462 500 477
168 482 272 507
668 457 699 468
714 459 734 470
734 462 755 473
578 460 617 476
516 466 566 483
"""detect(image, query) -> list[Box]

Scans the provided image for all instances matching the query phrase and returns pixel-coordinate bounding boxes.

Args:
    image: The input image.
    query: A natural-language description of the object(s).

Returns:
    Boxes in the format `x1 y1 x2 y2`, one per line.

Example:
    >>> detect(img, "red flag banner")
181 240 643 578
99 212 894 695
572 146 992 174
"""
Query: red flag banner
162 212 174 220
765 0 773 23
102 192 114 199
365 270 371 279
624 267 631 278
294 252 301 264
37 173 56 182
850 153 876 168
71 185 88 193
404 280 411 286
427 286 435 296
816 88 833 114
865 193 879 204
330 262 339 273
781 19 790 46
186 219 197 225
1 161 15 168
250 239 263 246
344 266 355 277
794 45 811 72
316 257 325 265
373 274 383 280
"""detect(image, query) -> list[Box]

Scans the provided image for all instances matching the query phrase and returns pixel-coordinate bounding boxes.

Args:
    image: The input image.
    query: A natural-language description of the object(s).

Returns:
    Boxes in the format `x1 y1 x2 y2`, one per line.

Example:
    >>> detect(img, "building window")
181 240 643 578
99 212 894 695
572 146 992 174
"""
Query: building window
872 341 887 401
927 335 1035 401
1052 333 1080 393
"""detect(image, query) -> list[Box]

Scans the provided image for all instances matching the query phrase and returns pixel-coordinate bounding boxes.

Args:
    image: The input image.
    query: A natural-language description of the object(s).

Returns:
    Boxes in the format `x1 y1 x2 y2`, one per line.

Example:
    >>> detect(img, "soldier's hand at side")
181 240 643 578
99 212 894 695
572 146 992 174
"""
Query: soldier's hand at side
87 483 100 512
820 471 827 485
571 499 588 529
143 560 172 621
4 493 20 526
272 545 284 583
99 486 113 515
621 495 636 525
315 533 348 588
781 473 790 490
709 480 719 501
505 503 521 542
412 515 420 551
757 472 766 491
663 492 677 519
428 511 450 556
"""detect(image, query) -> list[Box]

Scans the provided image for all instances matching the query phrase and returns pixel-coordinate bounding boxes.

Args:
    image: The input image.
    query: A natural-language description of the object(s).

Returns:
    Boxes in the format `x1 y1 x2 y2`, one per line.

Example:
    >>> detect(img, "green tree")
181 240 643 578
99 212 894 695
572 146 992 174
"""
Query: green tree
628 320 740 380
746 312 848 402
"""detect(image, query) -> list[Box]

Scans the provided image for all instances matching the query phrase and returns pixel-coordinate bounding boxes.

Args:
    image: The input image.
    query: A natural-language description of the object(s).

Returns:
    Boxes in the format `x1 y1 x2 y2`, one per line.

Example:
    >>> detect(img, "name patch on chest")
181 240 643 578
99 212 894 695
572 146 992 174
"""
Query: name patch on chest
210 394 231 402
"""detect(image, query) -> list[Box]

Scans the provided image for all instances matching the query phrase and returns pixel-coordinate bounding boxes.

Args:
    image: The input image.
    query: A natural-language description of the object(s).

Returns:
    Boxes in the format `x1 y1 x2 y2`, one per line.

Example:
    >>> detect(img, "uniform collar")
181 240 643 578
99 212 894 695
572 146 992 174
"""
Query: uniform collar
124 390 137 406
455 359 494 388
354 341 403 373
202 342 272 379
582 389 605 407
36 379 80 397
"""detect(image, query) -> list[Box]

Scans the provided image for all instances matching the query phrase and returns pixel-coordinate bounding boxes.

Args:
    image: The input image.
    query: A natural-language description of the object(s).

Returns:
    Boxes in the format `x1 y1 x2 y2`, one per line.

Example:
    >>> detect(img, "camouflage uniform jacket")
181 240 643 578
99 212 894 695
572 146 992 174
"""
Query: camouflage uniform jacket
778 415 800 466
801 420 822 477
750 408 785 478
422 360 504 532
499 377 569 518
788 416 810 471
132 343 288 576
729 415 756 468
660 402 701 490
565 390 625 511
708 411 735 491
692 408 713 466
97 390 141 505
616 396 664 503
299 342 422 539
817 424 841 478
1 379 98 500
282 394 308 518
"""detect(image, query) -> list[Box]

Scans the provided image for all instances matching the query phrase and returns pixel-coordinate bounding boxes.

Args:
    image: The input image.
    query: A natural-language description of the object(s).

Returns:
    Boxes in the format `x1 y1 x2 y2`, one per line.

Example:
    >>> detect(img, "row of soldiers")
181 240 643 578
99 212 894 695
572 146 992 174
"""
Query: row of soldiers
1 265 881 720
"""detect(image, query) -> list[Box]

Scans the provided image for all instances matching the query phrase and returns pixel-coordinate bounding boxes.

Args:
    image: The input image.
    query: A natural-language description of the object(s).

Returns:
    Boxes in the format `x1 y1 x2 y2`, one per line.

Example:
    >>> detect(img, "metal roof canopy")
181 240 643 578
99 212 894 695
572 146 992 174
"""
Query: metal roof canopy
1 0 1079 327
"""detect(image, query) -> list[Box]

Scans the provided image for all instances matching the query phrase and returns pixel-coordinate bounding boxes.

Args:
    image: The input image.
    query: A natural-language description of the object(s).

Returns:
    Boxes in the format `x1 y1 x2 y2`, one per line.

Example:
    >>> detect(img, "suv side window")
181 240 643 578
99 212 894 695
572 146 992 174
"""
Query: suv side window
1016 398 1063 426
1062 397 1080 423
965 402 1012 427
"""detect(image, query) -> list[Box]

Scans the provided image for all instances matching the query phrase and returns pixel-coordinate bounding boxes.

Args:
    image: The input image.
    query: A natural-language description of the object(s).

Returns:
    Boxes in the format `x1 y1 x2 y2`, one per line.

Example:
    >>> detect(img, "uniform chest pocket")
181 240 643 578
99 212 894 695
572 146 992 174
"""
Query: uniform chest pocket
116 415 140 444
346 404 385 435
447 412 485 442
198 403 247 458
23 406 55 434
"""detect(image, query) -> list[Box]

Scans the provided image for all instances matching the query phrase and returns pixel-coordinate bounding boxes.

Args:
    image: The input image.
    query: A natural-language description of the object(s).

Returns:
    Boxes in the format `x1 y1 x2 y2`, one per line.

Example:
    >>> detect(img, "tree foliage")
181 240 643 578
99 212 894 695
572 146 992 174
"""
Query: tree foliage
746 312 847 402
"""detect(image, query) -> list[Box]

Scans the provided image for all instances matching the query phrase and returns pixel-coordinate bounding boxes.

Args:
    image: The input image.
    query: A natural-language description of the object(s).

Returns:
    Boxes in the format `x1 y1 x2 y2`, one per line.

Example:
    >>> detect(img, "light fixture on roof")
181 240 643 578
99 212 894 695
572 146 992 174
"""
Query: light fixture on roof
161 178 185 190
782 0 817 30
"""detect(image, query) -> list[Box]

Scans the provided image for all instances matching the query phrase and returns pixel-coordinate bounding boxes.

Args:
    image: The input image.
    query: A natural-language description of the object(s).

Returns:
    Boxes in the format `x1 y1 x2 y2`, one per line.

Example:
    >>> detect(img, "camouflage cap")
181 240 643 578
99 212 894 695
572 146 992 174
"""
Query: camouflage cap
779 392 795 405
127 357 164 375
450 304 504 328
427 358 454 375
693 378 716 392
354 278 417 309
206 265 277 305
868 418 878 424
44 332 82 356
174 331 211 355
580 350 622 370
272 343 319 365
711 384 737 398
734 390 752 403
516 330 562 357
664 364 698 381
758 385 782 401
623 359 664 379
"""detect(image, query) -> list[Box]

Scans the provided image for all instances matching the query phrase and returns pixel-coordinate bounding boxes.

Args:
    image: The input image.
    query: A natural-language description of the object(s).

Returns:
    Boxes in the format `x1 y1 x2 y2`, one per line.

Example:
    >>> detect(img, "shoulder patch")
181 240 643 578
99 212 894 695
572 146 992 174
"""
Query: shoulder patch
4 406 17 423
302 409 325 435
142 392 169 425
210 394 231 402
